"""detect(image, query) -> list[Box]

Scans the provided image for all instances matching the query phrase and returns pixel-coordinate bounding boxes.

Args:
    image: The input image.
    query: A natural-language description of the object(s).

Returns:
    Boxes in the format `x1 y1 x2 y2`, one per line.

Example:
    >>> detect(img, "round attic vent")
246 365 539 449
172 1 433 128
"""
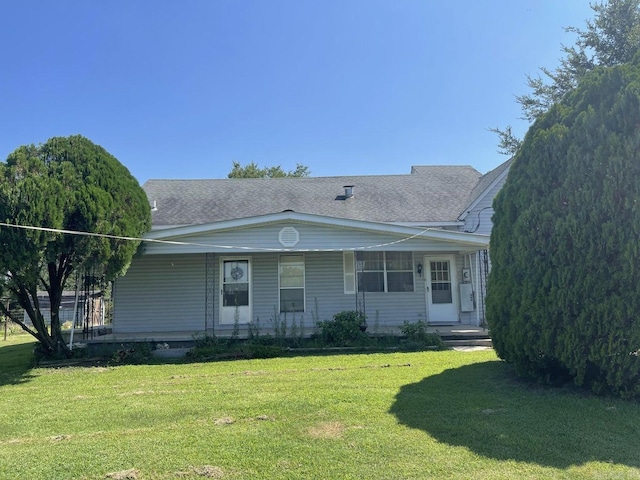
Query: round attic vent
279 227 300 247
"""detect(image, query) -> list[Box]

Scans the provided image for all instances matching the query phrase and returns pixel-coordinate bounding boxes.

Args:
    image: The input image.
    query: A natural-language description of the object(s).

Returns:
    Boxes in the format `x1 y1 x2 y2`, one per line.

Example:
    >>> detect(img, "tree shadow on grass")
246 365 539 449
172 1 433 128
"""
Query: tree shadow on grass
389 361 640 470
0 340 37 387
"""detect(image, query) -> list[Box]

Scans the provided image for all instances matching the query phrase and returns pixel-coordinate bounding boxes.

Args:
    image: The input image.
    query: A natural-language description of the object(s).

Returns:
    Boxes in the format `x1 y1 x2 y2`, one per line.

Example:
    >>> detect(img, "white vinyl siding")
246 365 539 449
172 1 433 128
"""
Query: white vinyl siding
143 223 486 256
113 253 205 333
249 255 278 326
463 174 509 235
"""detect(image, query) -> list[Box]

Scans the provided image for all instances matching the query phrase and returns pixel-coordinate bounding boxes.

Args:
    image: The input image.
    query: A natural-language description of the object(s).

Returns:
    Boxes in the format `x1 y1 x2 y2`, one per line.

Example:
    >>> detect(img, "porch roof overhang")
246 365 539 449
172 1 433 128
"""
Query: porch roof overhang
142 211 489 254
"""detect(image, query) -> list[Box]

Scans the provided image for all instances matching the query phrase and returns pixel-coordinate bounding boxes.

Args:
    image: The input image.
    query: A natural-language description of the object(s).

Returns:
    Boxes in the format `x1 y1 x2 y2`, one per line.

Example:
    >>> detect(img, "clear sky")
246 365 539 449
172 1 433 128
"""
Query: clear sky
1 1 595 184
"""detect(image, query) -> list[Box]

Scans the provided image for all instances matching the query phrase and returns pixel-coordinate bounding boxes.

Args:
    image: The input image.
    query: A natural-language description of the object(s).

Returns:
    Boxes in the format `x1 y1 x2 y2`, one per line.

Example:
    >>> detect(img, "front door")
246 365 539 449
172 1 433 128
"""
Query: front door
220 258 251 324
425 256 459 323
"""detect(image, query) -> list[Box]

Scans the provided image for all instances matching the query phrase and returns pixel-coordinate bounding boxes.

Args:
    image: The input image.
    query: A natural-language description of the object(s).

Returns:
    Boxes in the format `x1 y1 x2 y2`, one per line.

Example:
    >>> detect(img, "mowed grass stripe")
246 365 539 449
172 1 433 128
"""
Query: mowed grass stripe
1 335 639 479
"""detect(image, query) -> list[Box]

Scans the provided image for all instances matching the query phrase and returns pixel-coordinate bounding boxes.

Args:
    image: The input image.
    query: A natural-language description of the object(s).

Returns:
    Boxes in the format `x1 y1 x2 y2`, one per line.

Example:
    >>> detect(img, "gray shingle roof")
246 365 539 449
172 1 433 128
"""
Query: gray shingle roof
144 165 482 227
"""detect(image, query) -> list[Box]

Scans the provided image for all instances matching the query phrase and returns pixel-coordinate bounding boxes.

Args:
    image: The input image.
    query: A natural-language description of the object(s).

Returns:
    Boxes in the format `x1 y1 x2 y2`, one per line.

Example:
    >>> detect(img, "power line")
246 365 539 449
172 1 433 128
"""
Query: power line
0 221 438 252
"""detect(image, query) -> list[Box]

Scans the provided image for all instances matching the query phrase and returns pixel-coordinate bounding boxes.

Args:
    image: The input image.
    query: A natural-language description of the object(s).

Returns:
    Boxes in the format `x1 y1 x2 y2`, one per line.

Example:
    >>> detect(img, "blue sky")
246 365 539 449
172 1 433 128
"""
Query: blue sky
1 1 594 184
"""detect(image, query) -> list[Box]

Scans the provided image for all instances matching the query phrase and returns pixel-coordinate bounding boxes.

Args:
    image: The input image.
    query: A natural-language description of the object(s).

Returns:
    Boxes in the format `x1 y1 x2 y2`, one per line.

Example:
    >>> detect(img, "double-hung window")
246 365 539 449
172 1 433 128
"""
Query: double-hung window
279 255 305 312
350 251 414 292
357 252 385 292
385 252 415 292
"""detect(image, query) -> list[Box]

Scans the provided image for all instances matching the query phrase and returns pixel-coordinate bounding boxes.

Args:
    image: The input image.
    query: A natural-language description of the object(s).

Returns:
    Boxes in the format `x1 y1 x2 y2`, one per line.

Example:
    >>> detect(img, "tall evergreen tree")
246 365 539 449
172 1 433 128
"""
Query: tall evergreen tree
487 54 640 398
0 135 151 356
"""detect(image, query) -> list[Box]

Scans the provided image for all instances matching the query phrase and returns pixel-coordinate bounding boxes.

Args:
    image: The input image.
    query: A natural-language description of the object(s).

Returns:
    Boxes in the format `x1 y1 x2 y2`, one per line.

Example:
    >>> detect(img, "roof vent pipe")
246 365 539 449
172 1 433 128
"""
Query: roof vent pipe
151 200 158 212
343 185 354 199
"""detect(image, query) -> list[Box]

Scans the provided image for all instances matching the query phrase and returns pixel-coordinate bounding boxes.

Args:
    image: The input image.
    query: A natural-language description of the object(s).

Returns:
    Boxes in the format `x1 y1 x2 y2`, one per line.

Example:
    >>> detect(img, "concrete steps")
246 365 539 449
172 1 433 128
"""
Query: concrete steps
435 328 493 350
442 337 493 349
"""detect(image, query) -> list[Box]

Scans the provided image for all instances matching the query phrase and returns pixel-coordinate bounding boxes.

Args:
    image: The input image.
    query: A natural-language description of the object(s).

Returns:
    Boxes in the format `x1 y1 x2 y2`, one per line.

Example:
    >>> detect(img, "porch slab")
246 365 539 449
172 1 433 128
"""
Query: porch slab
79 330 205 345
74 324 490 344
449 345 493 352
426 325 489 336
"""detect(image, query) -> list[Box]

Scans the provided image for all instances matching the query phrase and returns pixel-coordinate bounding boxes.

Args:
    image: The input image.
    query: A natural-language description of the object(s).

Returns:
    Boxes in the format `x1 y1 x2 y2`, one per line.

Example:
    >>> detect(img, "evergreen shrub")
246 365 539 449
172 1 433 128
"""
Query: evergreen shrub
316 310 368 346
487 54 640 398
400 320 445 350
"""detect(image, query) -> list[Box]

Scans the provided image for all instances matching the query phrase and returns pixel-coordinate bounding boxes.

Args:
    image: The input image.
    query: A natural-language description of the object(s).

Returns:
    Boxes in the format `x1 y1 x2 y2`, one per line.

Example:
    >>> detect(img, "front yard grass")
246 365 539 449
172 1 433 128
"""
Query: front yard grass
1 335 639 479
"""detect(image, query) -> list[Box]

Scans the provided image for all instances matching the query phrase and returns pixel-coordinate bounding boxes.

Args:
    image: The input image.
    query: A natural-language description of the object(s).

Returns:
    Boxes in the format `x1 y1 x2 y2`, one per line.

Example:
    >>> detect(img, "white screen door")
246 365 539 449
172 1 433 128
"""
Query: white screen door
220 258 251 324
425 256 458 323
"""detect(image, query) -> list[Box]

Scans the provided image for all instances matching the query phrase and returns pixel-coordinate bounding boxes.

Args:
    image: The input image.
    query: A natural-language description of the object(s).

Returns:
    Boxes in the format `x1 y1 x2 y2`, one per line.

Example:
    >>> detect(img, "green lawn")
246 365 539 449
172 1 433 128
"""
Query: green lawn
1 335 640 479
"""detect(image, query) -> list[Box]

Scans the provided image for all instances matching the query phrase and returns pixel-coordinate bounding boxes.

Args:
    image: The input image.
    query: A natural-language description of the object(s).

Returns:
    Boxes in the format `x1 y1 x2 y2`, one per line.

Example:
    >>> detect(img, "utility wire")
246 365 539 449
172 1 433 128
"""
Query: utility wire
0 221 441 253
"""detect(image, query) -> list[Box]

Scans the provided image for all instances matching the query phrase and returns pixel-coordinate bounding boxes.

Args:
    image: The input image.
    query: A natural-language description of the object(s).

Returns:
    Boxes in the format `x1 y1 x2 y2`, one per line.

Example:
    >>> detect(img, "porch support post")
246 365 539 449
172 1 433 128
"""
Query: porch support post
475 251 481 327
69 274 80 351
205 252 215 335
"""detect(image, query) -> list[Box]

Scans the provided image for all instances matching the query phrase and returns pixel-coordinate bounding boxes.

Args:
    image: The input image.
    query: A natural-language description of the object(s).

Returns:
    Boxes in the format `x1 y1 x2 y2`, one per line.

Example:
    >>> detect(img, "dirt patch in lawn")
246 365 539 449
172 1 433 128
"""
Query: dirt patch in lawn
307 421 346 439
176 465 225 478
105 468 140 480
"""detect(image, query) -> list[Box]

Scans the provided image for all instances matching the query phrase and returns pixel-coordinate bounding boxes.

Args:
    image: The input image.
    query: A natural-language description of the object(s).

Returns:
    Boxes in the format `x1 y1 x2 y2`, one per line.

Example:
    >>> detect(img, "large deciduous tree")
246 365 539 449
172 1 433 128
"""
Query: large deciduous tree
0 135 151 356
492 0 640 156
486 55 640 398
228 161 310 178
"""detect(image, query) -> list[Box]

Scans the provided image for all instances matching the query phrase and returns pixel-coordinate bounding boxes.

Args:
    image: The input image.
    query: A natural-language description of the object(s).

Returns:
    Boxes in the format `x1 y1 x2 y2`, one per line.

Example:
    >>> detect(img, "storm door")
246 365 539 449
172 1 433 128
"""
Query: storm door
220 258 251 324
424 255 458 323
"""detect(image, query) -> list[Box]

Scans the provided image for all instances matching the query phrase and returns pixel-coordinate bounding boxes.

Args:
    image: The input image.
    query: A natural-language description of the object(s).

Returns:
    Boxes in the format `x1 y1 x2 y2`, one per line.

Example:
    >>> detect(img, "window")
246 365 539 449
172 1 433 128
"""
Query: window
430 260 453 303
354 252 414 292
386 252 415 292
357 252 385 292
222 260 249 307
279 255 305 312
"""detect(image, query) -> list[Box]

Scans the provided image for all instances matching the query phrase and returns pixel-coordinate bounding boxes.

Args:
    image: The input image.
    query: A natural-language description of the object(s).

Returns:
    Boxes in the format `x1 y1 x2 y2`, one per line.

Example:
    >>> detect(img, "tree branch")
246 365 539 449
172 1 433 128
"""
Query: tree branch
0 300 39 338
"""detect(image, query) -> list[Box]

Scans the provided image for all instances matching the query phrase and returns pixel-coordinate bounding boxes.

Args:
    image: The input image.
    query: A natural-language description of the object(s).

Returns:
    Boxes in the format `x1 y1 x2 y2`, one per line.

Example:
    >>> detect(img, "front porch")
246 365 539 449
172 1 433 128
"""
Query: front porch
68 323 491 351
